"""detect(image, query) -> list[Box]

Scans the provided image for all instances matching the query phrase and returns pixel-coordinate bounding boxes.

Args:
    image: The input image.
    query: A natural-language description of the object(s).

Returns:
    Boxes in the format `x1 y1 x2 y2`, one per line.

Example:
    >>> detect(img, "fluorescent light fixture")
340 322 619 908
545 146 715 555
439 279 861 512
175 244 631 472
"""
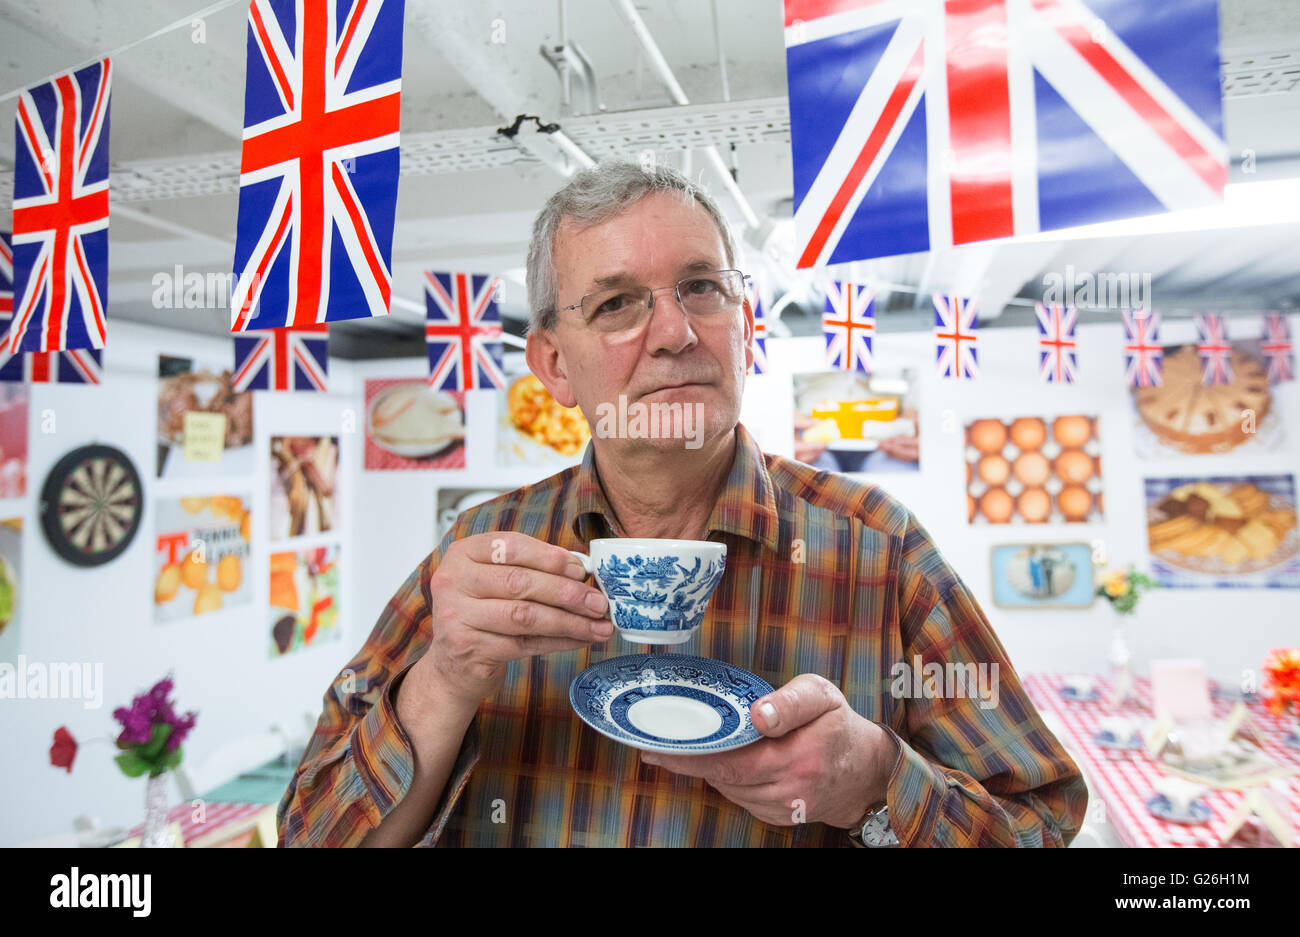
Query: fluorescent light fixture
1012 178 1300 242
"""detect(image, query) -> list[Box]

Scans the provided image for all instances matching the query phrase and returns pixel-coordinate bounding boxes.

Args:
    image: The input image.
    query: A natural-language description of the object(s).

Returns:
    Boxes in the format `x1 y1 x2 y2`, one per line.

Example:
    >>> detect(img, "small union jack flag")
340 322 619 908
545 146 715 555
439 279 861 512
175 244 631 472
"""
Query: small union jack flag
1261 313 1293 384
0 347 102 384
0 233 12 318
748 278 769 375
231 0 404 332
1196 313 1232 385
233 325 328 392
425 272 504 390
1123 310 1162 387
0 231 102 383
1036 303 1078 384
823 280 875 373
934 293 978 379
9 59 111 353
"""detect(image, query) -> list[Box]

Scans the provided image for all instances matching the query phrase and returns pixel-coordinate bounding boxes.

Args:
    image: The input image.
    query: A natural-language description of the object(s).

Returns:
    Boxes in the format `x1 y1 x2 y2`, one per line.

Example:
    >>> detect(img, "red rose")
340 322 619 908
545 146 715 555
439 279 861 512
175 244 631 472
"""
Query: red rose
50 726 77 773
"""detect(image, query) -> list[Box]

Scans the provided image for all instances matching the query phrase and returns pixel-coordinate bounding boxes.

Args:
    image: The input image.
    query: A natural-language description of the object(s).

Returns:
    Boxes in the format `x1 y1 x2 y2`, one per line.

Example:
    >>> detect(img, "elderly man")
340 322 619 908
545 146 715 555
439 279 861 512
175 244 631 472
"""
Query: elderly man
279 160 1088 847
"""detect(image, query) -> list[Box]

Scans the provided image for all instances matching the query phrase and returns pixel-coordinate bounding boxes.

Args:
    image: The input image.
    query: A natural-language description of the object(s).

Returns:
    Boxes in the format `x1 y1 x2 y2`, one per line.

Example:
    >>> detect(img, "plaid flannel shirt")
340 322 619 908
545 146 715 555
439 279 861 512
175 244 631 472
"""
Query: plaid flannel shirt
279 423 1087 846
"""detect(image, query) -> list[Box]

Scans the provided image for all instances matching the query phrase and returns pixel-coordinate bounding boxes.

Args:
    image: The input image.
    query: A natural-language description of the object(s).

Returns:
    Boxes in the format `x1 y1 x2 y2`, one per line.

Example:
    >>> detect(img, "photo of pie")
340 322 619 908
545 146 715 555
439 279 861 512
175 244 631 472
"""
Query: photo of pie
1145 476 1299 585
1132 343 1279 456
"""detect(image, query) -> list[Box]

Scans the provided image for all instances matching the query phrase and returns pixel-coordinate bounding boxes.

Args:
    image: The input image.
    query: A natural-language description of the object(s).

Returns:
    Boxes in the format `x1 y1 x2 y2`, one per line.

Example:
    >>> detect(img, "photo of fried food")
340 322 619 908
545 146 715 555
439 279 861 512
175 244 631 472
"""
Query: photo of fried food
1147 481 1298 572
507 374 590 457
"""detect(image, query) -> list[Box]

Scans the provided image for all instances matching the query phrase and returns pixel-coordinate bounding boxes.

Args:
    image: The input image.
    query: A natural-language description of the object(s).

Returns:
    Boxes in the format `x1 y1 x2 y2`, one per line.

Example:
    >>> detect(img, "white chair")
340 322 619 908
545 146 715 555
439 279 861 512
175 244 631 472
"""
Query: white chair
173 727 293 801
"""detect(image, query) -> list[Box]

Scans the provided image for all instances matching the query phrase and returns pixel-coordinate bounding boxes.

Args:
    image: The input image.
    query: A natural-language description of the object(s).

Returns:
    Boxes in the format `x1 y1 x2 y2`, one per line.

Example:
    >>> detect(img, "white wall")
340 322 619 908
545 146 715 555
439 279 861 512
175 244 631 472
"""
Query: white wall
0 320 360 846
759 315 1300 682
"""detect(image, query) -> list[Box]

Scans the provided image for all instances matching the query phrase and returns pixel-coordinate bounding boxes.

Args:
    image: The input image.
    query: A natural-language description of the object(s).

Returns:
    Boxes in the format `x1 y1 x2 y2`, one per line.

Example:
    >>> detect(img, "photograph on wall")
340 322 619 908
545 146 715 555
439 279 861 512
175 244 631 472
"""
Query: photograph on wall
436 487 510 544
966 415 1103 524
270 545 341 658
496 355 589 469
990 542 1096 609
364 378 465 470
0 386 28 498
270 436 338 541
1145 475 1299 588
154 495 252 622
0 518 21 660
156 355 255 478
792 369 920 474
1132 339 1283 458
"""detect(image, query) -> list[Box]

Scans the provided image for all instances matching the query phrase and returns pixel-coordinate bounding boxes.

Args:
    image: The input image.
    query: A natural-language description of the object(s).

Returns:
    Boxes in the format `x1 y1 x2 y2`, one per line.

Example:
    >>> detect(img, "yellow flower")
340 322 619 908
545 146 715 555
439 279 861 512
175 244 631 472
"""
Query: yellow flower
1104 571 1129 598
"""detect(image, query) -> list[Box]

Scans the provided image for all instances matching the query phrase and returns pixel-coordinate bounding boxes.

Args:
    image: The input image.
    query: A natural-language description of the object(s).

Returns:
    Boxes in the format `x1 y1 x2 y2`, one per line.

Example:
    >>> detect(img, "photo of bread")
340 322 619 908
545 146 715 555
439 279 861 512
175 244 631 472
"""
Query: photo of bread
1145 475 1300 588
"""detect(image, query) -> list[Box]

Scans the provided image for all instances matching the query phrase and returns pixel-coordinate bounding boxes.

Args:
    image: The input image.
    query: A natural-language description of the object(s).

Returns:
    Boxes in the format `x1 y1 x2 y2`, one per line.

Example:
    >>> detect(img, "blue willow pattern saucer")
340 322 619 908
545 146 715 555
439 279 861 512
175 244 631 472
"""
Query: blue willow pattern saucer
1145 794 1212 825
569 654 774 754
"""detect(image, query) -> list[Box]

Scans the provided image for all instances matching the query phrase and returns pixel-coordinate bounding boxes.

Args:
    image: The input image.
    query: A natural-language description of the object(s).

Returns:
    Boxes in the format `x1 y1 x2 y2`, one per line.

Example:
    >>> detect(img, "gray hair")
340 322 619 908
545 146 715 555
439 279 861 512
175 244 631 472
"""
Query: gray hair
525 159 738 332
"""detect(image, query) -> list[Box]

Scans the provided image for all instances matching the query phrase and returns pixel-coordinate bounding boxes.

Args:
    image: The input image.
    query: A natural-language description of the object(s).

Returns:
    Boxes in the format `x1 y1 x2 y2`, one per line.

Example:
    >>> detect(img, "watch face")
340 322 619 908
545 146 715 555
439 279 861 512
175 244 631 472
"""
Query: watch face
40 444 144 567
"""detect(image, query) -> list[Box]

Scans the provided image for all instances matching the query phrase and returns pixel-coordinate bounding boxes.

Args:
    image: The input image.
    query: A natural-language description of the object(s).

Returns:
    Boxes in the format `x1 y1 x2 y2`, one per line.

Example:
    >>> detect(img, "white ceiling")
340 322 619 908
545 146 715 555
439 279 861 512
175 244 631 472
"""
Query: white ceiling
1 0 1298 354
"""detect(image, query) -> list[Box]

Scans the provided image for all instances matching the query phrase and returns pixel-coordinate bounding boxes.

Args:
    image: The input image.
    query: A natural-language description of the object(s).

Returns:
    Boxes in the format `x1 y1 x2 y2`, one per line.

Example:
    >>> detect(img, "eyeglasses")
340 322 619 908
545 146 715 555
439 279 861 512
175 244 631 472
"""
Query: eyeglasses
560 269 750 335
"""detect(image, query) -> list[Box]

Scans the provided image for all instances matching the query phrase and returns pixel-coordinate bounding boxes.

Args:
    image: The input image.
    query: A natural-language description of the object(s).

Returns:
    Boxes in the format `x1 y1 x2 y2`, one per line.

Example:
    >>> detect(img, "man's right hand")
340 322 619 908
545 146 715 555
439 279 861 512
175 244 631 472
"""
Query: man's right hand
413 531 612 707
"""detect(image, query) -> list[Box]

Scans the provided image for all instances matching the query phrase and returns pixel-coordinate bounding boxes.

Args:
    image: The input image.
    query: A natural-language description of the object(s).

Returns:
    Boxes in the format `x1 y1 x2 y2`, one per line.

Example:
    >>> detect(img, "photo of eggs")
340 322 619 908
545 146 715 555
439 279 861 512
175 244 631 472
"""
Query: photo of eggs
965 415 1103 524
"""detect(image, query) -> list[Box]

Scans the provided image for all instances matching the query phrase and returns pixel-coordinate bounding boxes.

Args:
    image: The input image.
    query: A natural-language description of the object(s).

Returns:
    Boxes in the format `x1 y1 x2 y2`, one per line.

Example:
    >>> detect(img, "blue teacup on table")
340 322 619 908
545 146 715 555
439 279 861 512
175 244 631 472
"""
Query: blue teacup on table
569 539 726 645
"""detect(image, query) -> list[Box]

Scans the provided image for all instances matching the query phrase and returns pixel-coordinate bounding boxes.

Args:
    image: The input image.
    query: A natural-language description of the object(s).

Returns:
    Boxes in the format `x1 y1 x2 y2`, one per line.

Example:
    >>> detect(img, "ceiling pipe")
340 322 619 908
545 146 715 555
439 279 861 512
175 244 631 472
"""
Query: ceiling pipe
609 0 761 231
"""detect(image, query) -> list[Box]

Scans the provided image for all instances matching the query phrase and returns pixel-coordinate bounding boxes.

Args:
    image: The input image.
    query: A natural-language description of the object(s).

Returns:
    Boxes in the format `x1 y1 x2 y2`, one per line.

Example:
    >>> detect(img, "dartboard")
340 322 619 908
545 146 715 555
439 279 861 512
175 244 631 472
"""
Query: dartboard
40 445 143 567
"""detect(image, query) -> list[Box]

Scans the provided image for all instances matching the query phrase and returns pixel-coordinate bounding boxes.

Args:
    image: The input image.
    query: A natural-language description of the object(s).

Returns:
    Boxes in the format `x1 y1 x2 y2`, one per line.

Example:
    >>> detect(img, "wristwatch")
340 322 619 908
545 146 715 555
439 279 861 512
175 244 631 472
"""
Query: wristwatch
848 801 900 847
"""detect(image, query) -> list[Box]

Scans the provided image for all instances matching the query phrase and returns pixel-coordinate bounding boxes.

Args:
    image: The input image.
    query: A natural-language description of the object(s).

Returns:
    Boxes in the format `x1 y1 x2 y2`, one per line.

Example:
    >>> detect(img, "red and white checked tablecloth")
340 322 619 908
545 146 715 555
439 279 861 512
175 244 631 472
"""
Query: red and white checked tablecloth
126 801 269 847
1025 673 1300 848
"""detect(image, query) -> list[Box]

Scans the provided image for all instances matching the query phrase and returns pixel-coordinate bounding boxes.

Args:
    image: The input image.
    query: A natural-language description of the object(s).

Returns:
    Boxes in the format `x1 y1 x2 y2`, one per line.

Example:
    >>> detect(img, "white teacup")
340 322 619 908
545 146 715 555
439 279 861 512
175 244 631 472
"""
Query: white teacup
569 539 726 645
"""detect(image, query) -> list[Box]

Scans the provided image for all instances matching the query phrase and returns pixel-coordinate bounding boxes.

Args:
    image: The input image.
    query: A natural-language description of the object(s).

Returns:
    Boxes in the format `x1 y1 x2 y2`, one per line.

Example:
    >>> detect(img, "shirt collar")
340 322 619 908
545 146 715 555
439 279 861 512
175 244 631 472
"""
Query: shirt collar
571 422 781 553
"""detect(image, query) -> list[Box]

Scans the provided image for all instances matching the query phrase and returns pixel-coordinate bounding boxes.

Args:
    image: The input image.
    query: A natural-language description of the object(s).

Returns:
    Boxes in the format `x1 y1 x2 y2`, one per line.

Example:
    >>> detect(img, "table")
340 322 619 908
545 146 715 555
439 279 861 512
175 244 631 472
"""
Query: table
121 756 295 848
1025 673 1300 848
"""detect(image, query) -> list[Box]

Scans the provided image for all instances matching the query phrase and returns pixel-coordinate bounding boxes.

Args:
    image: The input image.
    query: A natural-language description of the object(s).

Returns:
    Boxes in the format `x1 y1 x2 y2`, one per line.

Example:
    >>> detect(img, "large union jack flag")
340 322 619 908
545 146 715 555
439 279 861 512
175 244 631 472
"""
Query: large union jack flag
233 324 328 391
231 0 404 332
823 280 875 372
934 293 978 379
784 0 1227 266
1261 313 1293 384
1035 302 1077 384
1196 312 1231 385
1122 309 1162 387
425 272 504 390
8 59 111 353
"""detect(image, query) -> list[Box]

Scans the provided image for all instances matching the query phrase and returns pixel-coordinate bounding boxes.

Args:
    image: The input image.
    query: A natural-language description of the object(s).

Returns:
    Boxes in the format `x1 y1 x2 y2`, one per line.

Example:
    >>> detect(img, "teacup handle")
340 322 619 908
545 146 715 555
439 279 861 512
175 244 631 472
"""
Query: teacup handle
567 550 594 576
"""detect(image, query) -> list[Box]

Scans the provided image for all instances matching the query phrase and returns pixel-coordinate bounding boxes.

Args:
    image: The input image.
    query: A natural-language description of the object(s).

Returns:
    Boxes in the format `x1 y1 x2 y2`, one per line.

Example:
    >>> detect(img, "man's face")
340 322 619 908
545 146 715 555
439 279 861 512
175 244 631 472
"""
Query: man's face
528 190 754 454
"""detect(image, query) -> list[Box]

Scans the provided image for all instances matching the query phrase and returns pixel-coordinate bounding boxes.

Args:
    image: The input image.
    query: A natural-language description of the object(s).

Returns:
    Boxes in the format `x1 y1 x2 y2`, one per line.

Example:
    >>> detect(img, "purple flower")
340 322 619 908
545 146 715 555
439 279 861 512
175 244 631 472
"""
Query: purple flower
112 701 154 745
111 675 197 752
165 710 198 752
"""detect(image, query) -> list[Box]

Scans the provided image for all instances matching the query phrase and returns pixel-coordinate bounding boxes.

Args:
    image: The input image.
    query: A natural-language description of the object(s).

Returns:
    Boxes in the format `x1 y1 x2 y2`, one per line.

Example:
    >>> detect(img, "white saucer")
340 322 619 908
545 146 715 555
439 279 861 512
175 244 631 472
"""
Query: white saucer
569 654 774 755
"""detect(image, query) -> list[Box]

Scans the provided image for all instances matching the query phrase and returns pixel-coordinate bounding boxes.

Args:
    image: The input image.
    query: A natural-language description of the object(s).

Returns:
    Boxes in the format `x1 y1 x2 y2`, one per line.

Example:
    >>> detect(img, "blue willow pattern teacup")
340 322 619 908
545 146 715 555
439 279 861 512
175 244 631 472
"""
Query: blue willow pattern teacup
569 539 727 644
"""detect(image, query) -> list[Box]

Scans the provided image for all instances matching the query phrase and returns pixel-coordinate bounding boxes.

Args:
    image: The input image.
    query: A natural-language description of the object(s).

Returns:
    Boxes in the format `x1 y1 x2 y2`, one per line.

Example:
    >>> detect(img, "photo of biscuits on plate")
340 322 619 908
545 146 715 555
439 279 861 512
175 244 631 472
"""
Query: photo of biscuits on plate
1146 477 1299 576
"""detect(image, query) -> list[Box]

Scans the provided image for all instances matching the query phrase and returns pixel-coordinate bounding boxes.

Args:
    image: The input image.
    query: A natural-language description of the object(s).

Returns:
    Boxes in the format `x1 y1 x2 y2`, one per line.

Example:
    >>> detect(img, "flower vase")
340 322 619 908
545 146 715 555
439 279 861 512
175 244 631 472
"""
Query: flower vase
141 773 173 848
1107 620 1136 707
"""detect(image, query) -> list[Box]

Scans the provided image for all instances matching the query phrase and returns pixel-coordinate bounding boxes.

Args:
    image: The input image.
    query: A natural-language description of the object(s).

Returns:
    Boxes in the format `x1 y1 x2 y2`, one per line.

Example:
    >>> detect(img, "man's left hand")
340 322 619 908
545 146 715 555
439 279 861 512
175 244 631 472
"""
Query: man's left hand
641 673 898 828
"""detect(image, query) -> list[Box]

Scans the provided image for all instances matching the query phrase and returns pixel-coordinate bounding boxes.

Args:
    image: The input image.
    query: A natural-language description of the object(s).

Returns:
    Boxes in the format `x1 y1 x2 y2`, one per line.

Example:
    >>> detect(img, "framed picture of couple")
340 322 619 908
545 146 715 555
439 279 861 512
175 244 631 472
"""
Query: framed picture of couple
990 542 1096 609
